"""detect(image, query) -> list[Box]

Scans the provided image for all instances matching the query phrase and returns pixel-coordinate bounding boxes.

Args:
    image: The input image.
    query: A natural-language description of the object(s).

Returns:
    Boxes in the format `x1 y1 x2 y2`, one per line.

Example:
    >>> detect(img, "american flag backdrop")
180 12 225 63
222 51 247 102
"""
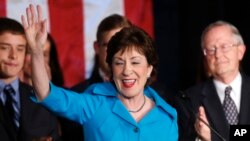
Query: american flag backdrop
0 0 154 87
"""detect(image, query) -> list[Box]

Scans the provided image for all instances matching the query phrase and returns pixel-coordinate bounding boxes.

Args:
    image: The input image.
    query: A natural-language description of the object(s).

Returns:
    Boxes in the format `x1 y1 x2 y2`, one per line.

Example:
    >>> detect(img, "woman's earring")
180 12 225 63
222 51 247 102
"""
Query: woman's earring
147 74 150 79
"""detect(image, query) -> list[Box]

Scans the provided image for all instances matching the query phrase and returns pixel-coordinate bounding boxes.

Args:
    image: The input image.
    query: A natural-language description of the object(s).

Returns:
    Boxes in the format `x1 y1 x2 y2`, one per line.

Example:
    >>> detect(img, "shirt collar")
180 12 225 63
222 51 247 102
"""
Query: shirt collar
213 73 241 94
98 68 109 82
0 78 20 102
213 72 242 104
0 79 19 91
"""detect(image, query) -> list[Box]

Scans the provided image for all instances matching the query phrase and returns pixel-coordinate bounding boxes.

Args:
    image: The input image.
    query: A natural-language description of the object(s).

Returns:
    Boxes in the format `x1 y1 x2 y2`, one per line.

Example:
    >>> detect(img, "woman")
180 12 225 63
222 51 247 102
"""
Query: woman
21 4 178 141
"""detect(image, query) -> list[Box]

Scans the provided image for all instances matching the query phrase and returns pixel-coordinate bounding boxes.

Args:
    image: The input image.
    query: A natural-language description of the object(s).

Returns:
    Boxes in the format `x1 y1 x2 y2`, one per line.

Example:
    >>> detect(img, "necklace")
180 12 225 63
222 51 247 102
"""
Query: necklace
128 95 146 113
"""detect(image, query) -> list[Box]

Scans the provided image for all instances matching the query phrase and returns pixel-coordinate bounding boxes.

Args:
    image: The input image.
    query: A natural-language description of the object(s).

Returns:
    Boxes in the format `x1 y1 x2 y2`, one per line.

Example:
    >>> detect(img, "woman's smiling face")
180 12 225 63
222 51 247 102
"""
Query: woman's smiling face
112 47 153 98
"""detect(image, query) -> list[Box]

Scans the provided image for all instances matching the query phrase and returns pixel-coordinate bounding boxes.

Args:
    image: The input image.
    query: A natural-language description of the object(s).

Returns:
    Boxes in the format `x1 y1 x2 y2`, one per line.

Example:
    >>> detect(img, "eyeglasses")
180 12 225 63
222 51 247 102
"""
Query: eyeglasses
203 44 239 56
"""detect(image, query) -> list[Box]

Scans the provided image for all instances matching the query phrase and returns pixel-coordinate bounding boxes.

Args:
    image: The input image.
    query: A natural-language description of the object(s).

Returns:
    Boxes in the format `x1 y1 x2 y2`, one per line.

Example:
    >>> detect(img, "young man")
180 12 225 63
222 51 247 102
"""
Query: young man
0 17 60 141
71 14 132 92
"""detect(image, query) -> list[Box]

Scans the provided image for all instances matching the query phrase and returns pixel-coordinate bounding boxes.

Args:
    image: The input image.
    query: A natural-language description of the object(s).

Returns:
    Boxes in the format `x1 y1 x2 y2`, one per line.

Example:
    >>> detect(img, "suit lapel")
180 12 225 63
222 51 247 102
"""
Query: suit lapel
0 101 4 123
239 75 250 124
18 82 33 129
201 80 229 138
0 90 18 141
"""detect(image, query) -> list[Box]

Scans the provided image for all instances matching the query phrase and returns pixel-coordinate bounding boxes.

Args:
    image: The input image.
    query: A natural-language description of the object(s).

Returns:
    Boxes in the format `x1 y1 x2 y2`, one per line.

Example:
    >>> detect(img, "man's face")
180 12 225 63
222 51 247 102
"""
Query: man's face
95 27 123 75
203 25 245 81
0 32 26 82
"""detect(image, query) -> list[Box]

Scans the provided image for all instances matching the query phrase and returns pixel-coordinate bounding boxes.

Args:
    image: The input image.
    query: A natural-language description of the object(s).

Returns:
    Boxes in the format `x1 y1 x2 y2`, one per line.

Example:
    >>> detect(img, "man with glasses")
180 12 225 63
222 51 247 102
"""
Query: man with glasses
176 20 250 141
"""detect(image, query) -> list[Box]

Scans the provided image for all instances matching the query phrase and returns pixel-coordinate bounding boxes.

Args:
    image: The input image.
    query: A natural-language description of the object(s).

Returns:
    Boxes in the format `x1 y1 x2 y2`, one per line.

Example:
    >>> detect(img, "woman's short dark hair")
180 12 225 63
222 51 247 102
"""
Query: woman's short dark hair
106 26 158 85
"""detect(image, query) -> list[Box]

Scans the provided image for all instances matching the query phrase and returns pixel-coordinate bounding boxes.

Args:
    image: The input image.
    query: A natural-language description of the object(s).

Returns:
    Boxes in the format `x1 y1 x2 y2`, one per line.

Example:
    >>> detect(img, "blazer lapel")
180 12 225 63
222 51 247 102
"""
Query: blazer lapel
112 99 136 125
201 81 229 138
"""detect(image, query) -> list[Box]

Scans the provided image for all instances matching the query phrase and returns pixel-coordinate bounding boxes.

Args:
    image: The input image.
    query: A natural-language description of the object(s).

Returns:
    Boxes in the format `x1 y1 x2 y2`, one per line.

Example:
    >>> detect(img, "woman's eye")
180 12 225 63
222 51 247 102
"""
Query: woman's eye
132 62 140 65
114 61 123 65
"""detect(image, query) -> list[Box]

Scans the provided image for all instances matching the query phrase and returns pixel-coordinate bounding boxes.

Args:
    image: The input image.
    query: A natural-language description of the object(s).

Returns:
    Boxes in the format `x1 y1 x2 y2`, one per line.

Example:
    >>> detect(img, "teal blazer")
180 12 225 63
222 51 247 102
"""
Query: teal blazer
37 82 178 141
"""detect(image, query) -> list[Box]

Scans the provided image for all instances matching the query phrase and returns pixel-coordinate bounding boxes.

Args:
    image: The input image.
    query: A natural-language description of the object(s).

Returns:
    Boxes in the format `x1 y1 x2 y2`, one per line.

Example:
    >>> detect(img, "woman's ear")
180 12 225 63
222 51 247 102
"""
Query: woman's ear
147 65 153 78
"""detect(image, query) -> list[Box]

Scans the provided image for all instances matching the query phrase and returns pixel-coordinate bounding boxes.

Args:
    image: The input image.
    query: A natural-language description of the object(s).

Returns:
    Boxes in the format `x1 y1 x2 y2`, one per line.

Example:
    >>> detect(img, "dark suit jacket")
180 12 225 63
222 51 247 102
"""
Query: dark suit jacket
0 81 60 141
176 75 250 141
71 63 103 93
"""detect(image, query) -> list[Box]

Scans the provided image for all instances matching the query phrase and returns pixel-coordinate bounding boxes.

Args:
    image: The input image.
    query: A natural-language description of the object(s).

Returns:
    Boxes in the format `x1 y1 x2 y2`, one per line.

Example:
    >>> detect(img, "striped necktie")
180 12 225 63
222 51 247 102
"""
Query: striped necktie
4 85 19 128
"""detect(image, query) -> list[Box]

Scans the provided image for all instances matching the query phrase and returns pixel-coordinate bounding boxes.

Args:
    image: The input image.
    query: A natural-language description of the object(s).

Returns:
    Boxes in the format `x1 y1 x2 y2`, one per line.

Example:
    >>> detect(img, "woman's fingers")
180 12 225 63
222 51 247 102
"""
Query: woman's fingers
37 5 43 23
26 6 32 26
30 4 37 25
21 15 28 29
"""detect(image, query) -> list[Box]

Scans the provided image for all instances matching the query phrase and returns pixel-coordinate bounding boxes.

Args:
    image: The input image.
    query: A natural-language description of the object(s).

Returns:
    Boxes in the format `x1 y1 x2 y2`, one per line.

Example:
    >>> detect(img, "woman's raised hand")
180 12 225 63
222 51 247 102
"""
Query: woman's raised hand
21 4 47 54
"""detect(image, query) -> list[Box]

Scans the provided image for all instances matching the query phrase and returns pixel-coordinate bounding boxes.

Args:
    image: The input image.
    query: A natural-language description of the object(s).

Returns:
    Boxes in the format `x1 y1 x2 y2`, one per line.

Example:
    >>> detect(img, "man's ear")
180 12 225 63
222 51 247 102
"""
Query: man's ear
238 44 246 61
94 41 99 54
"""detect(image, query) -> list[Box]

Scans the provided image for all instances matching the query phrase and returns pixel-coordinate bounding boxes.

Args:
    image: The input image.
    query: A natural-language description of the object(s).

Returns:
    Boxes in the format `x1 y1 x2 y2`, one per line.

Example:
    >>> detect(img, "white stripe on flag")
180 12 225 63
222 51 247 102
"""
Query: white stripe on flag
6 0 51 32
83 0 124 78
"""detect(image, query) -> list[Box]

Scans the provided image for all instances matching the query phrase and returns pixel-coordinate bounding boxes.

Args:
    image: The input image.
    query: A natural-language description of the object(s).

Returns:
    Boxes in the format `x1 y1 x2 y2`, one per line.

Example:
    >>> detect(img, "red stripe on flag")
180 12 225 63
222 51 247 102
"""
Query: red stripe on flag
0 0 6 17
49 0 85 87
124 0 154 38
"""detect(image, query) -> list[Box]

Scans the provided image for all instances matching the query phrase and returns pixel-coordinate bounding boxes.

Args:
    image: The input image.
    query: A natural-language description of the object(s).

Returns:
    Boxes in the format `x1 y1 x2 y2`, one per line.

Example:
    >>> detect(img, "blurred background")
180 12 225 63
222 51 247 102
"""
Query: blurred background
1 0 250 92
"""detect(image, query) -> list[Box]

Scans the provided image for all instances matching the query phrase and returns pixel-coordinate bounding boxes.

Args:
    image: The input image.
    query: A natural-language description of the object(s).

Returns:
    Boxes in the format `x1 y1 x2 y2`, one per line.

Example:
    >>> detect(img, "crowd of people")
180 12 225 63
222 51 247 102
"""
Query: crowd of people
0 4 249 141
